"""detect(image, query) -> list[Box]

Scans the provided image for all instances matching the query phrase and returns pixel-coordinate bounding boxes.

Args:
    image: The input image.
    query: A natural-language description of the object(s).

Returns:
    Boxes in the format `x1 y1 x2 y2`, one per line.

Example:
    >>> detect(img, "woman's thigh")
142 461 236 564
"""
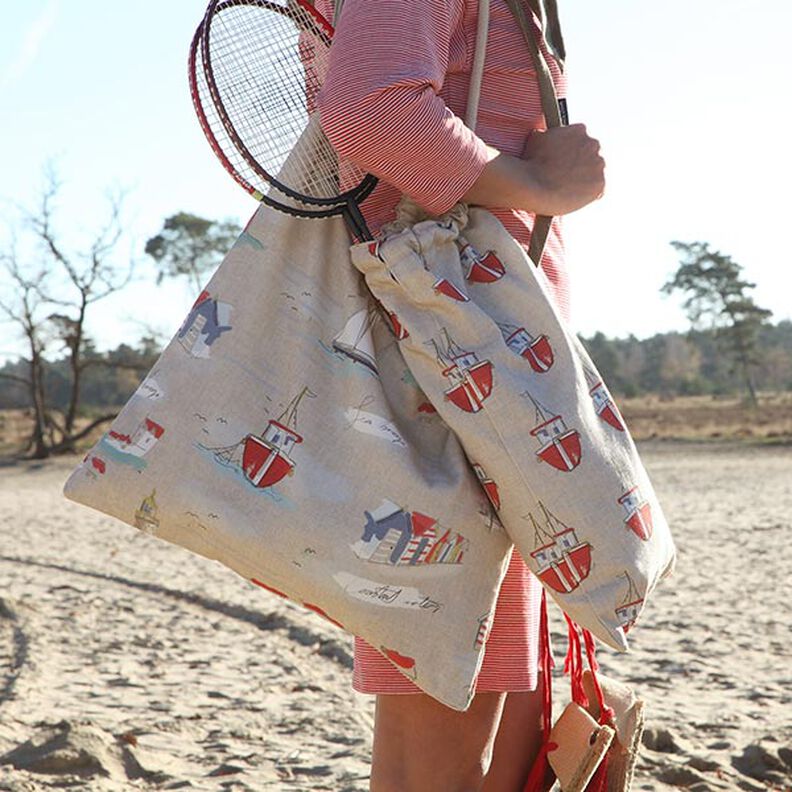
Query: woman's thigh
370 690 508 792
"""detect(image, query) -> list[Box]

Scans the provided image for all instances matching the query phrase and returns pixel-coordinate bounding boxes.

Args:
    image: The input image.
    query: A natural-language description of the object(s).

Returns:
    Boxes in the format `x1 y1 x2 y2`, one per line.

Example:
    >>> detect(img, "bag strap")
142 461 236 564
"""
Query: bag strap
504 0 566 266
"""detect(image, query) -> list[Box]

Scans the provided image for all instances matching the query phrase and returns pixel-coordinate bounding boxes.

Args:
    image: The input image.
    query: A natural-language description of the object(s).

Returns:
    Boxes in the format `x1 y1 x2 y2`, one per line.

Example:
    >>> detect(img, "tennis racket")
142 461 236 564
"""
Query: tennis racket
190 0 377 240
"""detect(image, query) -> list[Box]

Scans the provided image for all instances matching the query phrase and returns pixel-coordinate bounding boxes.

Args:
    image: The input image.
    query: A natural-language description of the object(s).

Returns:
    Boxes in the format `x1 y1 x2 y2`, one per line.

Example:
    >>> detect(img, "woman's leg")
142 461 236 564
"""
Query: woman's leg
480 681 547 792
369 690 508 792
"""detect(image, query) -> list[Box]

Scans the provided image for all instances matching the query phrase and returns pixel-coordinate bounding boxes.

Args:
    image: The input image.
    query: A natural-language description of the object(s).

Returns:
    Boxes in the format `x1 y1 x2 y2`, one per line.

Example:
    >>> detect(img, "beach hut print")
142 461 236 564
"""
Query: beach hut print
381 646 417 680
524 391 582 471
134 488 160 534
581 361 625 431
431 328 494 413
354 498 468 566
105 416 165 458
458 242 505 283
210 386 315 488
619 486 653 541
497 321 554 372
177 289 232 357
528 502 592 593
472 463 500 510
332 307 378 374
615 572 644 633
433 277 469 301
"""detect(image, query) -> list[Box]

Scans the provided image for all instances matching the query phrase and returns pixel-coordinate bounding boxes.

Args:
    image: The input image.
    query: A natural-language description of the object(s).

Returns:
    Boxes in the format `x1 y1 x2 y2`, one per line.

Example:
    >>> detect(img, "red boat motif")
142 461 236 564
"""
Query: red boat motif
433 277 469 301
528 503 591 593
433 329 494 413
382 646 417 678
459 242 505 283
499 323 554 372
525 392 582 471
472 463 500 510
619 486 653 540
387 310 409 339
210 386 315 489
417 401 436 414
615 573 644 633
589 380 625 431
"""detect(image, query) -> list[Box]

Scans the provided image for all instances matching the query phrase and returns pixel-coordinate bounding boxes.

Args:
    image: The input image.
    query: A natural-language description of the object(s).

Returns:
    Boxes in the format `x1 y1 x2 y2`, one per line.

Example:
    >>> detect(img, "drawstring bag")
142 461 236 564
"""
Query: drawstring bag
349 0 676 654
61 2 518 713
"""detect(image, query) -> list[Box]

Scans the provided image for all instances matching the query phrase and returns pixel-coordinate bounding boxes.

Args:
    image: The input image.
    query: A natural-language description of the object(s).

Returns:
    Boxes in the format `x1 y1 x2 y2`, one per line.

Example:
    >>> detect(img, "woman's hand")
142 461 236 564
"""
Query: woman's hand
461 123 606 216
520 124 605 215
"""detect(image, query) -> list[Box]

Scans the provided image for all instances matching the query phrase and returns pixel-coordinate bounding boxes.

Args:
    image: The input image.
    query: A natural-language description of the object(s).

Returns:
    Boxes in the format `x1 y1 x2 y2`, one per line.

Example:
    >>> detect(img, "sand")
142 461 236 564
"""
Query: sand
1 441 791 791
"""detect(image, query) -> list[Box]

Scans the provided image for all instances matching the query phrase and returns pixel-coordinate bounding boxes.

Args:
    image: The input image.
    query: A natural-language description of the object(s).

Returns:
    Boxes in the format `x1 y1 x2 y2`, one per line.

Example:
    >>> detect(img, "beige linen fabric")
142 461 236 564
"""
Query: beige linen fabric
350 198 677 652
62 200 516 712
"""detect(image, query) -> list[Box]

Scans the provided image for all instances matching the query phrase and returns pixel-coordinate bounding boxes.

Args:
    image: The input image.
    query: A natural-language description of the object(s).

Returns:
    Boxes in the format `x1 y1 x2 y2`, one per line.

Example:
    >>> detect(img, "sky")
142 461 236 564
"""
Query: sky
1 0 791 364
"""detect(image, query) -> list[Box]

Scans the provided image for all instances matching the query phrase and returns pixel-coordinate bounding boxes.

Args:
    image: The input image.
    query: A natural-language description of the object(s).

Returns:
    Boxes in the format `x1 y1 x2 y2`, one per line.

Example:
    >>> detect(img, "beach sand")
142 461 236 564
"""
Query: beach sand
1 441 790 790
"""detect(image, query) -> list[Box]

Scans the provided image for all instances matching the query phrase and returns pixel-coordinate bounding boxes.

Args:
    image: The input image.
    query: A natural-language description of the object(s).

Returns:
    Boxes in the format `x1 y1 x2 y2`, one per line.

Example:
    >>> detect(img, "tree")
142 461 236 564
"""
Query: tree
0 167 137 458
662 241 772 406
145 212 240 293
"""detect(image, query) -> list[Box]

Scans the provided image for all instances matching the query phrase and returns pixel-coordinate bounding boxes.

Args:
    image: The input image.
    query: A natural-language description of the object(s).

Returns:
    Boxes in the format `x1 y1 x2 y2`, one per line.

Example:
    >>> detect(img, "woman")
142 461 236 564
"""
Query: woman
317 1 605 789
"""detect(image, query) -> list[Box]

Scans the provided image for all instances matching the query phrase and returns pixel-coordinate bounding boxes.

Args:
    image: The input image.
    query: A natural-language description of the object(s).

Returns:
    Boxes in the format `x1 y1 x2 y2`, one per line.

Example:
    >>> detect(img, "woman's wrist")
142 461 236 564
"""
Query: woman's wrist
460 146 543 212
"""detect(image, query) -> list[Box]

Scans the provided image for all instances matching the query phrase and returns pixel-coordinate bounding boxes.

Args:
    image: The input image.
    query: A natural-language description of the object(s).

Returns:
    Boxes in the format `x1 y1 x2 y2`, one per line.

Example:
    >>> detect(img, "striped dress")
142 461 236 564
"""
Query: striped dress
316 0 568 694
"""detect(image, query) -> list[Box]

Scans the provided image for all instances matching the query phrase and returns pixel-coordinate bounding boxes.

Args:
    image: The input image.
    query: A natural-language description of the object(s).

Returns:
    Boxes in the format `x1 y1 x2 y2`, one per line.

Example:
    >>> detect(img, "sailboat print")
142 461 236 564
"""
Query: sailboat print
497 321 554 372
208 386 315 489
618 485 653 541
134 488 160 535
332 308 378 374
580 359 625 431
615 572 644 633
528 502 592 593
431 328 494 413
471 463 501 510
524 391 582 471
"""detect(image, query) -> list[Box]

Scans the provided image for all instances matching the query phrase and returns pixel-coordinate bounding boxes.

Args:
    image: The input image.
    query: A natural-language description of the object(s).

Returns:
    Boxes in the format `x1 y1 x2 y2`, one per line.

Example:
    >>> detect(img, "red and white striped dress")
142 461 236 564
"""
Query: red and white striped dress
317 0 569 694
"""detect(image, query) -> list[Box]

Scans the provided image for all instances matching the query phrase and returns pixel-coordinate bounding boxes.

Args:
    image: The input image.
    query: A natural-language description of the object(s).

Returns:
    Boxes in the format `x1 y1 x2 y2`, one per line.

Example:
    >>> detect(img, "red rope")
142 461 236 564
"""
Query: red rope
582 628 614 724
563 614 588 707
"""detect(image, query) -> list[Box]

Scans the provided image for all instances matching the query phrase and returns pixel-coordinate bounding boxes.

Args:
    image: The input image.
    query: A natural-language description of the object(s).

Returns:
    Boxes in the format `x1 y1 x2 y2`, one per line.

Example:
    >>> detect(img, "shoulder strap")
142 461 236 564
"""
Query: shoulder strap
504 0 566 265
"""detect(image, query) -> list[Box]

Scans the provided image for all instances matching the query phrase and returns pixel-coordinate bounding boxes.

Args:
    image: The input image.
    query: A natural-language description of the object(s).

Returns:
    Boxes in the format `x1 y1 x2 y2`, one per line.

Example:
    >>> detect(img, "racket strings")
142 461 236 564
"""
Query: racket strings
202 0 365 204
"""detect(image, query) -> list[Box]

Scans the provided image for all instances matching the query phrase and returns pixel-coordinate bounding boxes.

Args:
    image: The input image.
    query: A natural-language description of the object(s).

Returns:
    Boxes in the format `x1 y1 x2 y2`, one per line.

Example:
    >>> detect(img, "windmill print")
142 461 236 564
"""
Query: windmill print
430 328 494 413
497 321 554 372
177 289 232 357
207 386 315 489
458 241 506 283
471 463 501 511
523 391 582 471
580 357 625 431
615 572 644 633
353 498 469 566
527 502 592 593
619 485 653 540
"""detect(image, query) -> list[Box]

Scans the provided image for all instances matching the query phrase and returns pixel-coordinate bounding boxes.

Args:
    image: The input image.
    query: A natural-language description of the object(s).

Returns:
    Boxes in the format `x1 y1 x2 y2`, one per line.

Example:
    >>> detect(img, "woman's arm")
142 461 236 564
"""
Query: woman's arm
317 0 604 217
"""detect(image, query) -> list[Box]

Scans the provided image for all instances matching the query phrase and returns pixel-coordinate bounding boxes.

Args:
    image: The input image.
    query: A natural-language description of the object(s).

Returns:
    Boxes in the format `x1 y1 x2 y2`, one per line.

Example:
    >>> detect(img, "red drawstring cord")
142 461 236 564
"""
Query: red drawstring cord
523 591 556 792
582 627 615 725
563 614 588 708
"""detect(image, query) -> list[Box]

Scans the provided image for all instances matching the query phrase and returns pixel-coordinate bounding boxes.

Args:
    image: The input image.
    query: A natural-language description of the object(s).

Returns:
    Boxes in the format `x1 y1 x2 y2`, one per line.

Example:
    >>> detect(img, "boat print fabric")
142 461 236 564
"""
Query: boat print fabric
349 197 677 651
62 198 518 712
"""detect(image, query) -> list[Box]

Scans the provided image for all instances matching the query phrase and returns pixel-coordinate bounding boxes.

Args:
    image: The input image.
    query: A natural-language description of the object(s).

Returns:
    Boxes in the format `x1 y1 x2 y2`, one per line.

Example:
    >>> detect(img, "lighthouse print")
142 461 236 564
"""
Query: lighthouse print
458 241 505 283
134 488 160 535
207 386 315 489
524 391 582 471
177 289 232 357
528 502 592 593
352 498 469 566
497 321 554 372
431 328 494 413
619 486 653 540
616 572 644 633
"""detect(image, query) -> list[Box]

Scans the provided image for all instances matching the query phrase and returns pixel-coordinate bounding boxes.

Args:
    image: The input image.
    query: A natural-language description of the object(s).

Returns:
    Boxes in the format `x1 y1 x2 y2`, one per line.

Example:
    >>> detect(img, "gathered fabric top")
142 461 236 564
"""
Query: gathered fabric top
317 0 571 320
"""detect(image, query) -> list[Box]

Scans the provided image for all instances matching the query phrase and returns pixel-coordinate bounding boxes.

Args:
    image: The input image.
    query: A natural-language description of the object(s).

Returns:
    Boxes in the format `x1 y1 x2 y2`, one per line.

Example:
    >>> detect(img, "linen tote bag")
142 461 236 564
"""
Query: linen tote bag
348 1 676 652
61 7 516 712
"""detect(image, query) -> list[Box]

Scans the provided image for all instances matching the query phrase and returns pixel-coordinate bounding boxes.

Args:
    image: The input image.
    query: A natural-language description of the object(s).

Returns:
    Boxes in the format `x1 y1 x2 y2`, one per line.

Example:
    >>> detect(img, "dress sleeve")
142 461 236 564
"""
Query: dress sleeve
316 0 491 215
